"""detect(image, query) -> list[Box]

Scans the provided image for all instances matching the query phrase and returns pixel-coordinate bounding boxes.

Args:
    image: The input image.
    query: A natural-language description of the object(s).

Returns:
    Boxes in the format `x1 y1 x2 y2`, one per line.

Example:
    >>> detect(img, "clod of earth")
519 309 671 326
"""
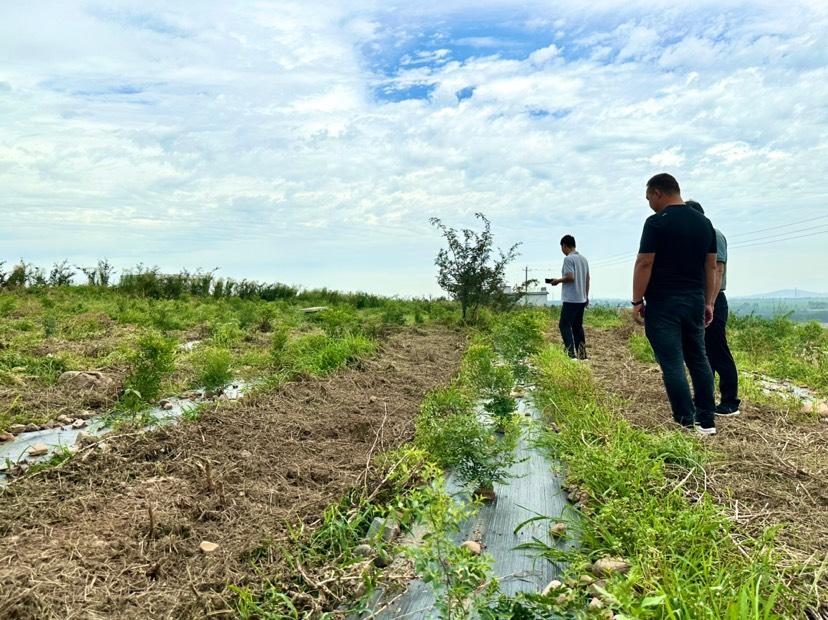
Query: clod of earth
24 423 39 433
58 370 114 391
353 544 373 558
549 522 567 537
56 415 74 425
0 432 15 442
473 484 497 503
161 401 174 411
588 597 605 610
27 443 49 457
579 574 595 585
8 424 26 434
72 419 86 429
75 432 96 447
77 410 97 420
460 540 482 555
199 541 219 554
542 579 563 596
591 557 630 577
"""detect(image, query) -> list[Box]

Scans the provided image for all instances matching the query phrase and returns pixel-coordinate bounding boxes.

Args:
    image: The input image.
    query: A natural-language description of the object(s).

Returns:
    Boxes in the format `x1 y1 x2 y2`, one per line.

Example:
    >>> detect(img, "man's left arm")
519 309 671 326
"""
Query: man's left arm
585 271 590 306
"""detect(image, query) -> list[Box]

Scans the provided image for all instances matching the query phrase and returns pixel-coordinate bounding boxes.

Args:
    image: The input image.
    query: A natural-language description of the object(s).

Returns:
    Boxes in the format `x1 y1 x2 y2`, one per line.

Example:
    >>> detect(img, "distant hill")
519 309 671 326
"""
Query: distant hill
736 290 828 299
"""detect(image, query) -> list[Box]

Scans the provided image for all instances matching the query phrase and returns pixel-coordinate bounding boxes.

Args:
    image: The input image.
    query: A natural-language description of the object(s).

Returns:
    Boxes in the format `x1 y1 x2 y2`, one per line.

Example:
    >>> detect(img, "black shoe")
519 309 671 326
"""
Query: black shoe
672 417 694 430
715 402 740 417
694 412 717 435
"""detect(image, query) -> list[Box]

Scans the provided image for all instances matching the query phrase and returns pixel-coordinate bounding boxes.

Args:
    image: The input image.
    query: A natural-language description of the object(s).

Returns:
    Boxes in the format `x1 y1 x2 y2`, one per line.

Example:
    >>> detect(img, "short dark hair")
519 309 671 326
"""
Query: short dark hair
685 200 704 214
647 173 680 194
560 235 576 248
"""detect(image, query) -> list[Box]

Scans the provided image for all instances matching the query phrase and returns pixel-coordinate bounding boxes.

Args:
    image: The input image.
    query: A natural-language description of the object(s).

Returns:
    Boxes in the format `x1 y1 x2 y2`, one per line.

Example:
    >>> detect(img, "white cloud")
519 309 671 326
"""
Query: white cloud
0 0 827 297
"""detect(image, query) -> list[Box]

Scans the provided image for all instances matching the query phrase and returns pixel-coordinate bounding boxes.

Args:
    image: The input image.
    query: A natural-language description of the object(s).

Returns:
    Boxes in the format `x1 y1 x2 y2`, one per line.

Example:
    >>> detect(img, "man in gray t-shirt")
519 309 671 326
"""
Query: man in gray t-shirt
546 235 591 359
686 201 740 415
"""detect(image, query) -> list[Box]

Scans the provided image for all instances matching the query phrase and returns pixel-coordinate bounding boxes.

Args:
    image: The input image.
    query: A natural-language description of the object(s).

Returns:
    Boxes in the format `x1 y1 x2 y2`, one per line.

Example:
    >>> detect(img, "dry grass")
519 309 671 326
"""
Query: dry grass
0 326 466 619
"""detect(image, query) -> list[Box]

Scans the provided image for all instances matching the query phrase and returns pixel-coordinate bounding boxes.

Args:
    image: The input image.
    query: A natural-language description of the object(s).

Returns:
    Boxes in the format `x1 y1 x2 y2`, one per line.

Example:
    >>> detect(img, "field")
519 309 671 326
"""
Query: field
1 284 827 619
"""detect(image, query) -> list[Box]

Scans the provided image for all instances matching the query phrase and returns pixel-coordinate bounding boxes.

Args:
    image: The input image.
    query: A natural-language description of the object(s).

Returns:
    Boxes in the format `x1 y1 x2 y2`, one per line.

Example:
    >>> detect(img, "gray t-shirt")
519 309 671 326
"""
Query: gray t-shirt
715 228 727 291
561 251 589 303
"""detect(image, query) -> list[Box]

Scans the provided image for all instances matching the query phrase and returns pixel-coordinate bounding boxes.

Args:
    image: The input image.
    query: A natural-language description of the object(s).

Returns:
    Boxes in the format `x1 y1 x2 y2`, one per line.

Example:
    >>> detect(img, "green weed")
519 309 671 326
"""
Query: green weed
531 344 802 618
119 330 177 411
192 347 233 391
628 332 656 363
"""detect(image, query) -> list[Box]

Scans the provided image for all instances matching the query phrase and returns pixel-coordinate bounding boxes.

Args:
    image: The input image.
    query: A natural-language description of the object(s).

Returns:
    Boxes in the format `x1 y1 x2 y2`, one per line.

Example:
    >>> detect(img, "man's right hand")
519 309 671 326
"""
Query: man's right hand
632 303 645 325
704 304 714 327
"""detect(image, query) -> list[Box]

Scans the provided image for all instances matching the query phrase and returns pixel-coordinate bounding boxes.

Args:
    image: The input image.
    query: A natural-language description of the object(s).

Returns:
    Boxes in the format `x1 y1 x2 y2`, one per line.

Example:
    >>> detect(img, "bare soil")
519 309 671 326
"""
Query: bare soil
580 323 828 608
0 326 465 619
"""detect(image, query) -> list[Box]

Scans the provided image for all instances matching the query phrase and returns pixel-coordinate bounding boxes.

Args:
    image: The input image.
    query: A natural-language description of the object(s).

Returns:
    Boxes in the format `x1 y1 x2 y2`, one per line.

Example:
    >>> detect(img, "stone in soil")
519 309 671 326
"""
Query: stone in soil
72 419 86 429
8 424 26 434
199 541 220 554
549 522 567 537
542 579 563 596
0 432 15 442
592 556 630 577
76 410 97 420
56 415 74 425
27 443 49 457
460 540 482 555
24 423 40 433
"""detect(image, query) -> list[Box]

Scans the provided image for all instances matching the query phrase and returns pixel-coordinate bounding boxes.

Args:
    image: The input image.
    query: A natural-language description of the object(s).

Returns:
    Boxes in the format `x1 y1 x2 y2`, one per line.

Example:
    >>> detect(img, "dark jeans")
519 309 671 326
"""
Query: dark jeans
706 292 740 407
559 302 587 359
645 291 715 426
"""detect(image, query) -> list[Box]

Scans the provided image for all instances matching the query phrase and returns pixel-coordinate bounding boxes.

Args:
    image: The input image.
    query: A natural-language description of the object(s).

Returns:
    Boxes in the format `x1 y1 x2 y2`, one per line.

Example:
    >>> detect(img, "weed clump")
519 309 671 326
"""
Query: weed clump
120 330 176 411
193 347 233 392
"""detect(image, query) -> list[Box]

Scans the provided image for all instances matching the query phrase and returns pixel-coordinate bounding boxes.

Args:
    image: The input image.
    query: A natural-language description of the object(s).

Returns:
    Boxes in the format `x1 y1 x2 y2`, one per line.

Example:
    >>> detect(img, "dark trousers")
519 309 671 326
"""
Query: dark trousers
644 291 715 425
559 302 587 358
705 292 740 407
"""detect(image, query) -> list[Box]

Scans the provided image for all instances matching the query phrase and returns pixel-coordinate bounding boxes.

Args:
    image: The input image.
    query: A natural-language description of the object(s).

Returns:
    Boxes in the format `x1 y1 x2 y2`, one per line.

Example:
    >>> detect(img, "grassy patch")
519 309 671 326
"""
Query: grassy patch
532 344 802 618
584 305 624 329
729 314 827 395
628 332 656 364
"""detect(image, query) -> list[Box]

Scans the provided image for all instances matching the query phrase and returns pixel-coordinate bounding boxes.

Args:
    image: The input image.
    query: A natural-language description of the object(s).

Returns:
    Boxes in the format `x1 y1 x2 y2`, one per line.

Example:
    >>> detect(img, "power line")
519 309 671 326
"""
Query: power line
726 223 828 244
729 228 828 250
727 213 828 238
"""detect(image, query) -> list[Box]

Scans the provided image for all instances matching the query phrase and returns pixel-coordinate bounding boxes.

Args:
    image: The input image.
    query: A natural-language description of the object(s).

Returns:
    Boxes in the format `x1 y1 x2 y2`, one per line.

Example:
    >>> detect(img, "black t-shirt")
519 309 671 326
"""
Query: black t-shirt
638 204 717 296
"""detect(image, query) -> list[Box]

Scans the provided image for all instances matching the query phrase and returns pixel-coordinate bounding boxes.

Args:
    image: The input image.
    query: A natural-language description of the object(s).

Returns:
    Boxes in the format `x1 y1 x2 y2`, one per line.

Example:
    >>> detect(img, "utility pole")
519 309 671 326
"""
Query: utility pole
524 266 529 306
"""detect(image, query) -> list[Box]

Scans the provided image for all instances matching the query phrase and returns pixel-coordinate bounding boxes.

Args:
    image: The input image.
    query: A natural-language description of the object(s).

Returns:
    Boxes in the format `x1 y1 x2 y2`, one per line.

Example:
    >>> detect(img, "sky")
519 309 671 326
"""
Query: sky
1 0 827 299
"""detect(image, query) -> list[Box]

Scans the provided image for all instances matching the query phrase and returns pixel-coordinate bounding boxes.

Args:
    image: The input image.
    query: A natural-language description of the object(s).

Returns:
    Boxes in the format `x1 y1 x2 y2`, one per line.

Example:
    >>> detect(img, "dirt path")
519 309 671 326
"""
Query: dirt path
0 326 466 619
584 324 828 595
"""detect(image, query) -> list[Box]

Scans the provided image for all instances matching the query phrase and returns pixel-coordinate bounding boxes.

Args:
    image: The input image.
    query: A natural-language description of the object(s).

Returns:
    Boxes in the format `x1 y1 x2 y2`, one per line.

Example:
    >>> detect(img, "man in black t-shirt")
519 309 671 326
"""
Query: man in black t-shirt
631 173 718 434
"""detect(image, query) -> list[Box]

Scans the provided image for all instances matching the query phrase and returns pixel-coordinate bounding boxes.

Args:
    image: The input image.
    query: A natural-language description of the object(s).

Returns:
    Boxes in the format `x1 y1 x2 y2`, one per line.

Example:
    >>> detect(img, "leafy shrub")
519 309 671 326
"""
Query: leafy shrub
416 386 517 488
307 306 361 337
120 331 176 410
210 320 245 347
193 347 233 391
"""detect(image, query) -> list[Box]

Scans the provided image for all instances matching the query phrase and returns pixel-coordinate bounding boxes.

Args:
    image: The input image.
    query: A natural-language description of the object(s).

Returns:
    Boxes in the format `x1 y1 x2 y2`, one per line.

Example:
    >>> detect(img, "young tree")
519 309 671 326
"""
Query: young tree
429 213 520 322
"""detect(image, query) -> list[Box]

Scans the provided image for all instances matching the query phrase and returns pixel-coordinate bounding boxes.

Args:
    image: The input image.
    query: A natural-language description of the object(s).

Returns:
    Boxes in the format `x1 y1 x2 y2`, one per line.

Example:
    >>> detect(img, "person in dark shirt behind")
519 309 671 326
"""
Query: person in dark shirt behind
631 173 718 434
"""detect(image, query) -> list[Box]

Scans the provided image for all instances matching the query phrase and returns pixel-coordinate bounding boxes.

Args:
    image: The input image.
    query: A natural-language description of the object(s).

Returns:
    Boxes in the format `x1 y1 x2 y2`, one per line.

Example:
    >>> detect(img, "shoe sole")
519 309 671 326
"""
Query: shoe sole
695 426 717 435
715 410 740 417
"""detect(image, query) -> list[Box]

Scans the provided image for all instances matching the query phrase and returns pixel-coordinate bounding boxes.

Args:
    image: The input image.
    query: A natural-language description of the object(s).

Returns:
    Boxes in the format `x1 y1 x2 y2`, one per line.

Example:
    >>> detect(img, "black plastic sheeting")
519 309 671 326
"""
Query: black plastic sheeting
364 396 574 619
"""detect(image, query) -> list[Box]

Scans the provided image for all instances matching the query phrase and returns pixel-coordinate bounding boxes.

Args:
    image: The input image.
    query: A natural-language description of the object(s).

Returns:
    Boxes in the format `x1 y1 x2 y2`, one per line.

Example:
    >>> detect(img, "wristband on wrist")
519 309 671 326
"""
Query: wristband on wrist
631 299 644 306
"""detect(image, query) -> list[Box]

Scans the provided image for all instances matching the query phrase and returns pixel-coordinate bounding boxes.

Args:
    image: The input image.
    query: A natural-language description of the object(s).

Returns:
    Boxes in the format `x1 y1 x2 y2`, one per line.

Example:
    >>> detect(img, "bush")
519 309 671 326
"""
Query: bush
416 386 517 489
193 347 233 391
120 331 176 410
